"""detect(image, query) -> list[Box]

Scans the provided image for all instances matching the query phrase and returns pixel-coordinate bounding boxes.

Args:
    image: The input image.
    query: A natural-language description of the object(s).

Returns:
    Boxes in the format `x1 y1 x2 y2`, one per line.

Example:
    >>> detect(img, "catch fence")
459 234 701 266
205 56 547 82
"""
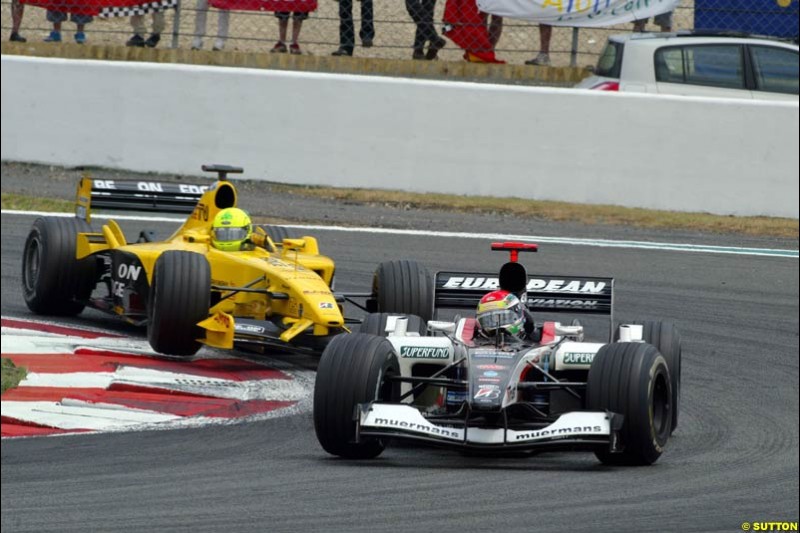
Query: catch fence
2 0 797 67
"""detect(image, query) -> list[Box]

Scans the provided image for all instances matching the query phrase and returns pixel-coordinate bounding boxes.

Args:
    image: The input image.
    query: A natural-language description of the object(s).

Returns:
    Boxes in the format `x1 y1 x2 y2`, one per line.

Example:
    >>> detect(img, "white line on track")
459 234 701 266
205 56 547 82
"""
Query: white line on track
3 209 797 259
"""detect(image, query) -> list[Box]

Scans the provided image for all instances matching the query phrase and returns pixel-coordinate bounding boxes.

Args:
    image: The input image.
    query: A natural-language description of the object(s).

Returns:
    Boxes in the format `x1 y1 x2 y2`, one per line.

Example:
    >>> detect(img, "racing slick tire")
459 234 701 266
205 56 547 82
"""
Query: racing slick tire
617 321 682 433
359 312 427 337
147 251 211 357
261 225 295 252
314 333 400 459
22 216 96 316
587 342 672 466
372 260 434 322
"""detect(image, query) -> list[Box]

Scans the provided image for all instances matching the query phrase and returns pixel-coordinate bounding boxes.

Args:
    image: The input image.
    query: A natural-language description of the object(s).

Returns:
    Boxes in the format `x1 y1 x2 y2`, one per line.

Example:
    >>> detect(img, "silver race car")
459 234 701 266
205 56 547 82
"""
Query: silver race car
314 242 681 465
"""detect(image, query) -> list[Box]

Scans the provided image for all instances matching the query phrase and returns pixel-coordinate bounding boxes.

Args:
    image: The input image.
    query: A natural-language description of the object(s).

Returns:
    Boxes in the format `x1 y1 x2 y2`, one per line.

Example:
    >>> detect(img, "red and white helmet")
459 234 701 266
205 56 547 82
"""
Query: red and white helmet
476 290 526 339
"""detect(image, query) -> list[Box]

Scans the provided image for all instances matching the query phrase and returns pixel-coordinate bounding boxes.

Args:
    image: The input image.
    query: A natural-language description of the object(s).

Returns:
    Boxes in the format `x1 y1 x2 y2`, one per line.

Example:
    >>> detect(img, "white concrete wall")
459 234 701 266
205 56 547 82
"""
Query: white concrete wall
2 55 798 218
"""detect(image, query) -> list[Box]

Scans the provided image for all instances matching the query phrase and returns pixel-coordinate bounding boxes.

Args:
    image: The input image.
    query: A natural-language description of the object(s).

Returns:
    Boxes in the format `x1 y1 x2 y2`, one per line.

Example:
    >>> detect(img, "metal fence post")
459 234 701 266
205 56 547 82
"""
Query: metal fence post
171 0 182 49
570 27 579 67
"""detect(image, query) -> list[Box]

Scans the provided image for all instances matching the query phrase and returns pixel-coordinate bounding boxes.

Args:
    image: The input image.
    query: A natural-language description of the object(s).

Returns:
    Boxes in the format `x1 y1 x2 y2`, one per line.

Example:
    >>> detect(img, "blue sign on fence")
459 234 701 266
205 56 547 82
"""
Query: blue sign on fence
694 0 799 39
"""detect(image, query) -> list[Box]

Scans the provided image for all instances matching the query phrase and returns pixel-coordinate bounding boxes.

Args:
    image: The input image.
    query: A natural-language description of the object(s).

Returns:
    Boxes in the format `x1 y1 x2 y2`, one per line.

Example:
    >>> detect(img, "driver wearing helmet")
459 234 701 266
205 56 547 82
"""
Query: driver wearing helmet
210 207 254 251
210 207 289 252
476 290 538 342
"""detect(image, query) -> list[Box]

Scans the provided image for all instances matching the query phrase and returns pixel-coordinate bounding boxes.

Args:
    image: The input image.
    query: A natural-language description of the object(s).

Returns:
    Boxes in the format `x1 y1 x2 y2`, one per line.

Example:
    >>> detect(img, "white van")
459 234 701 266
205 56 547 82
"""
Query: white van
576 32 799 101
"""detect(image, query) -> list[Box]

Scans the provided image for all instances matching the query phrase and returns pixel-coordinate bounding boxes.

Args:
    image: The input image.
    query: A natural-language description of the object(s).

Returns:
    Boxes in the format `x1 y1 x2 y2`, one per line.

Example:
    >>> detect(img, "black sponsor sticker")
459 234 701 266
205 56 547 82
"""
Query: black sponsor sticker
441 276 606 294
235 323 266 334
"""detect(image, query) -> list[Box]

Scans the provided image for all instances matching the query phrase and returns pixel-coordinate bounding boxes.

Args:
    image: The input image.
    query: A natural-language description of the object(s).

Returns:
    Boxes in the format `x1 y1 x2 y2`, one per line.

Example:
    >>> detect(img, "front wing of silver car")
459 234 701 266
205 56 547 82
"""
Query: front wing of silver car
357 403 623 452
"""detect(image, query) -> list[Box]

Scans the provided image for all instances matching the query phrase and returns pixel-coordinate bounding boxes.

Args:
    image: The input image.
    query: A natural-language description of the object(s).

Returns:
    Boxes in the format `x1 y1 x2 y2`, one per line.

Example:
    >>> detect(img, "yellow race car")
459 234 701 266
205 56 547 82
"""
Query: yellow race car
21 165 433 356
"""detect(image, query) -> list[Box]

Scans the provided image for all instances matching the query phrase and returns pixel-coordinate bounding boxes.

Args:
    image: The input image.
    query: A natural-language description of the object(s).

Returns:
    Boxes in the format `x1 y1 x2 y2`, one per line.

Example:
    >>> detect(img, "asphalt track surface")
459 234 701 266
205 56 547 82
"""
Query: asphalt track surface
2 212 798 533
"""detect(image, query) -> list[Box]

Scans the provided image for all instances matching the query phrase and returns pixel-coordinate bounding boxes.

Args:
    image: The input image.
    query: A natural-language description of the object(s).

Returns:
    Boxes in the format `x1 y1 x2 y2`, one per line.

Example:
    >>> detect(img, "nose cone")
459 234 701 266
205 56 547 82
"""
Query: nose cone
305 294 343 327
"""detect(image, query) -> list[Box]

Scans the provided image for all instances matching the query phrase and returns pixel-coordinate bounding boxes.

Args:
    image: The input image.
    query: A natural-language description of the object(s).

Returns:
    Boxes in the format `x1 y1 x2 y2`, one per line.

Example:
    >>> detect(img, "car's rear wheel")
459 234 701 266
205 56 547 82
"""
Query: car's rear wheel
261 225 295 251
371 260 433 322
587 342 672 466
314 333 400 459
22 216 96 315
147 251 210 357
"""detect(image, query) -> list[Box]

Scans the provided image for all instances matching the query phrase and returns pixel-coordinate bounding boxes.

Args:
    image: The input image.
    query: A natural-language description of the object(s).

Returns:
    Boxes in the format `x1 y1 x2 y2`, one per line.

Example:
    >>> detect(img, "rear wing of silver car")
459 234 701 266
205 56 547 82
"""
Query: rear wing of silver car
74 165 241 222
434 272 614 316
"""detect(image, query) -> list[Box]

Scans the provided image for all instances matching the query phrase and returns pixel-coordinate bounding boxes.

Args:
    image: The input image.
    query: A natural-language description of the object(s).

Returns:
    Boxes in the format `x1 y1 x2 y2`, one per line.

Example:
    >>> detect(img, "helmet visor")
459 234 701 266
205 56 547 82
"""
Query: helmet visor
213 226 249 243
477 309 521 332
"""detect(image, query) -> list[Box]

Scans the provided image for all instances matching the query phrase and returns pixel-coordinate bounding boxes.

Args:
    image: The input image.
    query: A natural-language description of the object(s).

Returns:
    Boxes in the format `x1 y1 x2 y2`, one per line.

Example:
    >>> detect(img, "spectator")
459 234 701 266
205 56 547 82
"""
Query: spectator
271 11 309 55
9 0 25 42
332 0 374 56
443 0 503 63
483 11 502 51
633 11 673 32
405 0 446 60
192 0 230 51
525 24 552 66
44 10 92 44
126 11 166 48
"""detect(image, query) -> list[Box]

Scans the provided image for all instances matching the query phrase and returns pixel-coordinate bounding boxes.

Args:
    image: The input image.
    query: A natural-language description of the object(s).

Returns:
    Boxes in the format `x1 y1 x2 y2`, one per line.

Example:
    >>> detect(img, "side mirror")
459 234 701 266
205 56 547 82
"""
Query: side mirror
554 323 584 341
618 324 644 342
386 316 425 337
427 321 456 334
282 238 307 251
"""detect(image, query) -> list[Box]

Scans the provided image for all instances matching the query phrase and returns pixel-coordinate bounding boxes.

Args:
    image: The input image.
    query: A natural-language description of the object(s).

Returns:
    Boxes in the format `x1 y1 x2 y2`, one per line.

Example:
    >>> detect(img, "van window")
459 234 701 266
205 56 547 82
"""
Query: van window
655 45 745 89
595 41 623 78
750 46 799 95
654 48 684 83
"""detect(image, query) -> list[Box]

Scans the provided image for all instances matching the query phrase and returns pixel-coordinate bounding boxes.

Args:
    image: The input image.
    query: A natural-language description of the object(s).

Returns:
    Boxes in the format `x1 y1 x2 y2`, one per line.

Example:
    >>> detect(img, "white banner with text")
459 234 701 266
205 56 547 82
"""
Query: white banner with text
476 0 680 26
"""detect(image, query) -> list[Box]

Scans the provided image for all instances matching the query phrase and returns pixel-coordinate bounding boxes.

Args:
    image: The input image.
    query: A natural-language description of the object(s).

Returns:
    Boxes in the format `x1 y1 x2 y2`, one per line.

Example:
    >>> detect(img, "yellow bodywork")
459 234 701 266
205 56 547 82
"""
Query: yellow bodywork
75 177 343 347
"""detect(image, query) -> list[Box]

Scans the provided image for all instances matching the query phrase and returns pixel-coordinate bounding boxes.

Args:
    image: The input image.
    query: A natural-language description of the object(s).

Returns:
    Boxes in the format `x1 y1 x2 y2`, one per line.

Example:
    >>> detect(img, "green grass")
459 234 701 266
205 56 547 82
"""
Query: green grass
270 183 799 239
1 358 27 395
2 193 74 213
3 186 797 239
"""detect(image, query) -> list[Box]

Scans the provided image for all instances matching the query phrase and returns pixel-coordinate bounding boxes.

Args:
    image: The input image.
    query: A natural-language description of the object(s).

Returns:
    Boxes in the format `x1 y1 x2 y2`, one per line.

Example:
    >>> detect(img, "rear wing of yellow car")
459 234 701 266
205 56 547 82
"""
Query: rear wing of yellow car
75 165 242 223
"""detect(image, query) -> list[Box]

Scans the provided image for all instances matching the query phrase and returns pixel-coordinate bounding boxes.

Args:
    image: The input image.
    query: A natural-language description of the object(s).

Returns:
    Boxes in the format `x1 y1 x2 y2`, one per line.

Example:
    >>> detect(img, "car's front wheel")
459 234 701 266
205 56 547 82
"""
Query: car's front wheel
314 333 400 459
617 321 682 433
147 251 210 357
587 342 672 466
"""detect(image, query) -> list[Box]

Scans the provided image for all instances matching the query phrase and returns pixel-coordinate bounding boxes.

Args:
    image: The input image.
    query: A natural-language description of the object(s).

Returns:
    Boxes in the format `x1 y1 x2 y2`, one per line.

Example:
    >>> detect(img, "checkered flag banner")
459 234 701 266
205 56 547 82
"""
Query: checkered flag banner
208 0 315 12
99 0 177 18
19 0 177 17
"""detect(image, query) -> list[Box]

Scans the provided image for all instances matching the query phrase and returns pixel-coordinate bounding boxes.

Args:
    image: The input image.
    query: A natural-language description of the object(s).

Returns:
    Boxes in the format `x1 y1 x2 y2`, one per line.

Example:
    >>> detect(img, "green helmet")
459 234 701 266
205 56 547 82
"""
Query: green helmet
211 207 252 251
